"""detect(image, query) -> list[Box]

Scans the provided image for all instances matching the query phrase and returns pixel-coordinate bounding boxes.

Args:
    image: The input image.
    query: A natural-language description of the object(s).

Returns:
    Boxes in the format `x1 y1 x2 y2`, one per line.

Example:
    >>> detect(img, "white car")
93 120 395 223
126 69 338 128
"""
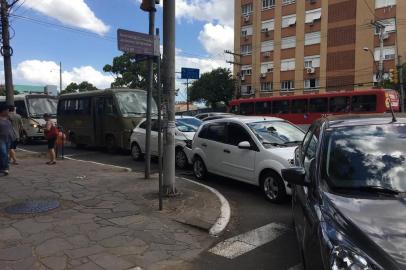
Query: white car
130 116 202 169
191 116 305 203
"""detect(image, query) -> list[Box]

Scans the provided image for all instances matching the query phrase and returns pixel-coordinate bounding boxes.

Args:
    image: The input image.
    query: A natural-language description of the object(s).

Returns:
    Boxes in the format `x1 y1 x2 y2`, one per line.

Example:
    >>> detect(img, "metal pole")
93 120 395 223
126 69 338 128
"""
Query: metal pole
398 64 405 112
378 26 385 87
156 28 163 210
144 0 156 179
186 78 189 113
59 62 63 93
163 0 177 195
1 0 14 106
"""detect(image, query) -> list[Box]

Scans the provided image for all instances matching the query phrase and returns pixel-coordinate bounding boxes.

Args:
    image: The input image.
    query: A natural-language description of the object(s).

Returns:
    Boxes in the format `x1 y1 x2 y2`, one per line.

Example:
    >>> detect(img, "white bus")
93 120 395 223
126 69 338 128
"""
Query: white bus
0 94 58 143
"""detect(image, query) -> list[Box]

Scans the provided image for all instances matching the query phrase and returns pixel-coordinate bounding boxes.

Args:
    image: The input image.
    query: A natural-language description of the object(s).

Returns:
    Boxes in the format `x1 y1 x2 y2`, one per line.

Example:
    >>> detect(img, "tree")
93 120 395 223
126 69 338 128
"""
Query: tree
189 68 235 109
0 85 19 96
61 81 97 95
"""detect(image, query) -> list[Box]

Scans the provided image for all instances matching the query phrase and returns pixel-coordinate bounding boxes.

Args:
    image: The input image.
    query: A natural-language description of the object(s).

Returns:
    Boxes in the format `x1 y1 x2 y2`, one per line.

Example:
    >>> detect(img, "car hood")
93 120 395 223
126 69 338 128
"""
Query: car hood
265 146 296 161
323 192 406 268
175 131 195 141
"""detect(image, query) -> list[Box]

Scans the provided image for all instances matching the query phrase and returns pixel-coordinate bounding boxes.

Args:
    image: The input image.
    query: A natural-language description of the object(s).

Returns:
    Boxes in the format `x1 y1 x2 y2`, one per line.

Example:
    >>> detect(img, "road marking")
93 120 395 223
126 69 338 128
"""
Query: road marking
209 222 289 259
180 177 231 237
287 263 303 270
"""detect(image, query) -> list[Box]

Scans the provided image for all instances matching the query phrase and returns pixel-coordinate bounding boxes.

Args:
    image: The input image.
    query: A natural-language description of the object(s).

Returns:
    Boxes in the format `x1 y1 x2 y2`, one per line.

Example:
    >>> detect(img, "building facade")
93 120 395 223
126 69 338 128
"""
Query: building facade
234 0 406 97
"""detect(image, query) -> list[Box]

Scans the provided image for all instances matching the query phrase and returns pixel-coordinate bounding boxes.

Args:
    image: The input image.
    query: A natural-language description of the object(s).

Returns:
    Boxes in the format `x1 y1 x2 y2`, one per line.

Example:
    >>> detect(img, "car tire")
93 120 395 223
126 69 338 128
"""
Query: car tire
175 148 188 169
193 156 207 180
260 171 287 203
131 142 143 161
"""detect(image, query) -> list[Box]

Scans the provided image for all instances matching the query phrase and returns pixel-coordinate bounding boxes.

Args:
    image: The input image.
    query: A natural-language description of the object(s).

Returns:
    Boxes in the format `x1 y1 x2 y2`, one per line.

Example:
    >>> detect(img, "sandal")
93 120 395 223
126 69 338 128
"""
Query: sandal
46 161 56 165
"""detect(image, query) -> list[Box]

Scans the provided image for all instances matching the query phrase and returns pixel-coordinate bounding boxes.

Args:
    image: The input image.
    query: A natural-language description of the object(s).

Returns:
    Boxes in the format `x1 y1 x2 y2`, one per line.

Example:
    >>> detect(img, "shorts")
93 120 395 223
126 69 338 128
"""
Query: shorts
10 140 18 150
47 137 56 150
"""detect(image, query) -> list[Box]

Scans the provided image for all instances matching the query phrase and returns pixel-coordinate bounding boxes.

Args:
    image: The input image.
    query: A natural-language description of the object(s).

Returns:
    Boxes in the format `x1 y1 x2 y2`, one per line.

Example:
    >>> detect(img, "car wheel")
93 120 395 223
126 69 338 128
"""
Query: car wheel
260 171 287 203
105 135 117 153
131 143 143 161
193 156 207 180
175 149 188 169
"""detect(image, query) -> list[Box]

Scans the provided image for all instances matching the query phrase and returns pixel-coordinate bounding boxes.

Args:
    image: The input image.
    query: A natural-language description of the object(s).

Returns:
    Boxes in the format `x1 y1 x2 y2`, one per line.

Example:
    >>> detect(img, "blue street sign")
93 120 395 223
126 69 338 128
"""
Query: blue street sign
181 68 200 80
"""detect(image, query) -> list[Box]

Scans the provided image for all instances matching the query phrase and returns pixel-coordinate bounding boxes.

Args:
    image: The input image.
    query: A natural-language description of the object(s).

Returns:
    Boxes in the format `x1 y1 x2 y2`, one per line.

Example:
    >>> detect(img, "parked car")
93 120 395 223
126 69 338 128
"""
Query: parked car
192 116 305 203
195 112 234 120
202 114 235 122
130 116 202 168
282 114 406 270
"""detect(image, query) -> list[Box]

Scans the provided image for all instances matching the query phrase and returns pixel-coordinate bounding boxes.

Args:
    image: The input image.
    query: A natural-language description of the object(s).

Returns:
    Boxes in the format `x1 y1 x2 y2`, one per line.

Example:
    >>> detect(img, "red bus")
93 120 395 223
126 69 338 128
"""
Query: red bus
229 89 400 126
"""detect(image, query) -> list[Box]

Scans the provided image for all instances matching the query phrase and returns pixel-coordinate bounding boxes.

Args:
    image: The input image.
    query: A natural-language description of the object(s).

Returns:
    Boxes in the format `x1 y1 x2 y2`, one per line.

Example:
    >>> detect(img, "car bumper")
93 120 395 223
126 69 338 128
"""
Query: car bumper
183 147 193 165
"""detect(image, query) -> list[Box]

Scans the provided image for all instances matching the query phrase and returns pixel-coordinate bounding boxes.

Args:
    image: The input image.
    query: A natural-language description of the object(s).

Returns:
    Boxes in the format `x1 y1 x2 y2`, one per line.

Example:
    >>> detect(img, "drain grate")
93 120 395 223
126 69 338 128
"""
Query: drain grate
5 199 60 214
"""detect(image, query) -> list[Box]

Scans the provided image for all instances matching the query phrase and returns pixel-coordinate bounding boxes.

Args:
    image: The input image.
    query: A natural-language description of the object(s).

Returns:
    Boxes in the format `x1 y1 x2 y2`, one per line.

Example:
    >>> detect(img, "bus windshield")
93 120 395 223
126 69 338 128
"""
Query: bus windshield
115 91 158 117
27 97 57 117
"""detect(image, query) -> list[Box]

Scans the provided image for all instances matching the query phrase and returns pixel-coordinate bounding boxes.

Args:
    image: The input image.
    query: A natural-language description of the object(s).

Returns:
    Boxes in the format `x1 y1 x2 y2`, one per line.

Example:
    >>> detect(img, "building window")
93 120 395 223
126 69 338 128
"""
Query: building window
262 0 276 9
305 32 321 45
261 20 275 32
375 18 396 34
261 82 272 92
241 44 252 55
281 36 296 49
282 0 295 5
261 62 274 73
241 25 253 36
281 80 294 91
261 41 274 52
241 65 252 76
374 46 396 60
242 4 253 16
375 0 396 9
281 59 295 71
282 15 296 28
304 79 320 89
241 85 253 95
305 9 322 24
304 55 320 68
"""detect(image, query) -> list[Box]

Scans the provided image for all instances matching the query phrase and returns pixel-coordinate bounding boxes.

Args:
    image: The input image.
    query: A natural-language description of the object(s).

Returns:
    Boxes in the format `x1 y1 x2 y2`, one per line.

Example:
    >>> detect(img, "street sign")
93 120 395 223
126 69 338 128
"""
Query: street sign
181 68 200 80
117 29 159 56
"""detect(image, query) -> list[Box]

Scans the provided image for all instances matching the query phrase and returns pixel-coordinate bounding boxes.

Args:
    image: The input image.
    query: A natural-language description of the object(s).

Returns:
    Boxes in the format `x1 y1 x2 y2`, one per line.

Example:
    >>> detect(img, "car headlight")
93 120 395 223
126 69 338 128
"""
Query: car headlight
184 140 192 149
31 124 38 128
330 246 372 270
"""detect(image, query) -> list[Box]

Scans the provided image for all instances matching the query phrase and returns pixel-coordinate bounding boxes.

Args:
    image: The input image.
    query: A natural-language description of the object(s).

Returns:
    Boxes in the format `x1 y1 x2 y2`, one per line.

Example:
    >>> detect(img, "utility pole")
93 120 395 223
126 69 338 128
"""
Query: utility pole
372 21 385 87
59 62 63 93
162 0 177 195
141 0 156 179
225 50 243 99
186 78 189 113
398 61 405 112
1 0 18 106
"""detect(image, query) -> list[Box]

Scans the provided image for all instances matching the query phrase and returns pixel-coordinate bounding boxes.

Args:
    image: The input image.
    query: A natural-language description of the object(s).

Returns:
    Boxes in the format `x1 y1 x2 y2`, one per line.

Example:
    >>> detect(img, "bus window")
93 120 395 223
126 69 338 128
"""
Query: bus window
309 98 328 113
230 105 239 114
255 102 271 114
273 100 290 114
105 98 117 114
15 101 27 117
351 95 377 112
77 98 91 115
329 96 350 113
291 99 308 113
240 102 255 115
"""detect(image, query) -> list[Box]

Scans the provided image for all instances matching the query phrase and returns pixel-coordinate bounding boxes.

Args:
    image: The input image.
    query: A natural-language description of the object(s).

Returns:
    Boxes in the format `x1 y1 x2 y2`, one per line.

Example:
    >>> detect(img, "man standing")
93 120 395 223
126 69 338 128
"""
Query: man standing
0 104 13 175
8 106 23 165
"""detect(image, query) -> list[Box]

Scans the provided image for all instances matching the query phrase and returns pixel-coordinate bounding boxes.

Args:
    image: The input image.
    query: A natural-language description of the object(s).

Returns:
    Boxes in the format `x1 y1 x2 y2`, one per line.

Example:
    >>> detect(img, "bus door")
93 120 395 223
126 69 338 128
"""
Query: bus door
94 96 119 146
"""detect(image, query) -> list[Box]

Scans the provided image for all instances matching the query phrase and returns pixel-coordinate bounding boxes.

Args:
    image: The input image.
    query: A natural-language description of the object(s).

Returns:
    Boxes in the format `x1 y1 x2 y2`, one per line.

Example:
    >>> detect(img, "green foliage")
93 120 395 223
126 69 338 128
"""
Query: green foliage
189 68 235 109
61 81 97 95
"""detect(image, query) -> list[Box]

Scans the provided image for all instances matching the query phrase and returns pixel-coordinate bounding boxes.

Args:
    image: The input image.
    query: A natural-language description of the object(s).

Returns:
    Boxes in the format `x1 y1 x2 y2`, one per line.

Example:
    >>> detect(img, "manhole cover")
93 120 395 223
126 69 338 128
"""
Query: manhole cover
5 199 60 214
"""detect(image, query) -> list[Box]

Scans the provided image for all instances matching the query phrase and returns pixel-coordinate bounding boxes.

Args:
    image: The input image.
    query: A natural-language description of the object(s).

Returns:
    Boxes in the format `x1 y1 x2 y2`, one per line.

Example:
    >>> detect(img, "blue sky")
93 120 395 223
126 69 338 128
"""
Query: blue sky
4 0 234 101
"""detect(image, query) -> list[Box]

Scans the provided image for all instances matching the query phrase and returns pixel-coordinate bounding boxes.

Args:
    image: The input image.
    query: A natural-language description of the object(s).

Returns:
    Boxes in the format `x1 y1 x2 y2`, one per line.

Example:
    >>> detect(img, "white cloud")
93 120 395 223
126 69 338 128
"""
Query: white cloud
24 0 110 35
13 60 113 89
198 23 234 58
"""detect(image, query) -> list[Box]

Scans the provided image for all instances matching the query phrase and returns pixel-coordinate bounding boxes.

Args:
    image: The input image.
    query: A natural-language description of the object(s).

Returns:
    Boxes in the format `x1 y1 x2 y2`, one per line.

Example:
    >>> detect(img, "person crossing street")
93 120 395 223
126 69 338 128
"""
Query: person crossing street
8 106 23 165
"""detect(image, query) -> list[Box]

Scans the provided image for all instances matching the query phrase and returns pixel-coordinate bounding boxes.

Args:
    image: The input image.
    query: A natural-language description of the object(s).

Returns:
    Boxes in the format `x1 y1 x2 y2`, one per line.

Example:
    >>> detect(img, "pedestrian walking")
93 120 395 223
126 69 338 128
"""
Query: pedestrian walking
43 113 57 165
8 106 23 165
0 104 14 175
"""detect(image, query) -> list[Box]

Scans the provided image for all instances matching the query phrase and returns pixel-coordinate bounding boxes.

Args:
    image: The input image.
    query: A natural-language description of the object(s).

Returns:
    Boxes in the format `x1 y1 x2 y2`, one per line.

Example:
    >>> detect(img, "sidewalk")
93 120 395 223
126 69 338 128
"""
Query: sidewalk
0 151 222 270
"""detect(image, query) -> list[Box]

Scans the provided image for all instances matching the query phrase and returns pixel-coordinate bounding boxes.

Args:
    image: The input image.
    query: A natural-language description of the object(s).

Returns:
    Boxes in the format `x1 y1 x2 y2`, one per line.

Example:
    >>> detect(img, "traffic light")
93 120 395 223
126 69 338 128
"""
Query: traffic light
140 0 159 12
389 69 399 84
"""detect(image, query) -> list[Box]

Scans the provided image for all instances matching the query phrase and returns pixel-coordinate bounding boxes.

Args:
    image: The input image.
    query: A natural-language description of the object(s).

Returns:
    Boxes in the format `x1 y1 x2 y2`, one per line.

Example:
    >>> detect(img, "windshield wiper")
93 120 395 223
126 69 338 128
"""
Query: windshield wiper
340 186 401 195
284 140 302 145
262 142 287 147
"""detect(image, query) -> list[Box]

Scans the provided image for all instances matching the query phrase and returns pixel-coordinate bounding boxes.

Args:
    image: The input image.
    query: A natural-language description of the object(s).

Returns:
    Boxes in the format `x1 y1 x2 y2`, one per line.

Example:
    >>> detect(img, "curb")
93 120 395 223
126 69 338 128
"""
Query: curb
180 177 231 237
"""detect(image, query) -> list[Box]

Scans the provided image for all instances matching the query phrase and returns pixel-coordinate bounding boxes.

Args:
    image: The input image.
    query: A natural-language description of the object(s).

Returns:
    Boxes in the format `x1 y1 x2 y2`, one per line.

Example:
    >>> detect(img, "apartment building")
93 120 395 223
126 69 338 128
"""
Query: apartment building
234 0 406 97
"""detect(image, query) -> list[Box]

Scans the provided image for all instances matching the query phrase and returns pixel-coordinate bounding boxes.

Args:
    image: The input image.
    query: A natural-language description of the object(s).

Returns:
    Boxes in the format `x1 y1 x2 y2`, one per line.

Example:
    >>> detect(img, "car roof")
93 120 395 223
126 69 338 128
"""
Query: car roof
324 113 406 128
175 115 197 119
204 116 285 124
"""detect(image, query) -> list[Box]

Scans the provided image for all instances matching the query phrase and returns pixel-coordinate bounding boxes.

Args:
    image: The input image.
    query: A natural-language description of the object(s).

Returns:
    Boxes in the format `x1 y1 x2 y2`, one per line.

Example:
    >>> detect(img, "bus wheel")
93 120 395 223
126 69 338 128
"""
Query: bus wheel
131 143 143 161
105 135 117 153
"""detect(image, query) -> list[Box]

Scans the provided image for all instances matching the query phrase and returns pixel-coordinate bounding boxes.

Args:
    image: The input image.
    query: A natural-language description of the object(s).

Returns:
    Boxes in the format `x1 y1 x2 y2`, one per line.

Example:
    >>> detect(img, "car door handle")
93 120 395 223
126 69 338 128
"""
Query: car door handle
224 149 230 154
201 143 207 147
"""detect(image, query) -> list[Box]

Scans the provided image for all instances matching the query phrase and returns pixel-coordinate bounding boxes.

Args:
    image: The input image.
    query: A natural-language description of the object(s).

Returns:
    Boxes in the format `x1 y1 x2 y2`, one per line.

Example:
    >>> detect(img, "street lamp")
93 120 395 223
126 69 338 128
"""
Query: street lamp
363 47 381 86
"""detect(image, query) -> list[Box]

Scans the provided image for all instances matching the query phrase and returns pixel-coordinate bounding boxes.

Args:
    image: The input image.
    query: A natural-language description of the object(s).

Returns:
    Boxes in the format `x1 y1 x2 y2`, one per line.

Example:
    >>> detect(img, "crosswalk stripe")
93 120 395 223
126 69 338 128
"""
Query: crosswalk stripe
208 222 289 259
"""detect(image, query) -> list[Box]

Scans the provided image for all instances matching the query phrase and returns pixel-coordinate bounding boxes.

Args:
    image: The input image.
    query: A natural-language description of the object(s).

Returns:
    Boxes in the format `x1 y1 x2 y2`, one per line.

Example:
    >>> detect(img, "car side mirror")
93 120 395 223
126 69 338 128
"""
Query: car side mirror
281 167 309 187
238 141 251 149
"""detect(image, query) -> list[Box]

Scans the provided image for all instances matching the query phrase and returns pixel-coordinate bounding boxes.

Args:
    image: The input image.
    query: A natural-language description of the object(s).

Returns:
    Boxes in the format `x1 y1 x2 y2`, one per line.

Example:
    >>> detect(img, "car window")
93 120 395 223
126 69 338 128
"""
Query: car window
139 121 147 129
206 123 227 143
15 101 27 117
227 123 252 146
198 124 209 139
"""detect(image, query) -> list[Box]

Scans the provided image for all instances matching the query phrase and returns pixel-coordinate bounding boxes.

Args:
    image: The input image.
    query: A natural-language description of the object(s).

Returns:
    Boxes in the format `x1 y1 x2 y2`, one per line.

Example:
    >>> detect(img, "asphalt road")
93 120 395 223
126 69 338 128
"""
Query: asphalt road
20 142 301 270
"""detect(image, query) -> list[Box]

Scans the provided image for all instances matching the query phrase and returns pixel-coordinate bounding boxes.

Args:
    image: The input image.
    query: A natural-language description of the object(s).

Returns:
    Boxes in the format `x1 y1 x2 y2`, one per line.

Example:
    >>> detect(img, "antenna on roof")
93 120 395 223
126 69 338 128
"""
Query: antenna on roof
388 98 397 123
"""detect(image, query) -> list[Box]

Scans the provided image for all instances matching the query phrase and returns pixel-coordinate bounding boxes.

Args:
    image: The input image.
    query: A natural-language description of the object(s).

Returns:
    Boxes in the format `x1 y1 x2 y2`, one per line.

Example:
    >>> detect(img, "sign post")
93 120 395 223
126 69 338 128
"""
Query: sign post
181 68 200 113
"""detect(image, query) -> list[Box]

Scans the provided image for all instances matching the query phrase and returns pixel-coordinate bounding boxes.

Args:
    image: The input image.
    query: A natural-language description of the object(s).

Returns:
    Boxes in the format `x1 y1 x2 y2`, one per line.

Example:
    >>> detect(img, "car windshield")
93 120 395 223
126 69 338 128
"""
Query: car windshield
176 120 197 132
115 91 158 117
27 97 57 117
176 117 202 128
247 121 305 148
323 124 406 193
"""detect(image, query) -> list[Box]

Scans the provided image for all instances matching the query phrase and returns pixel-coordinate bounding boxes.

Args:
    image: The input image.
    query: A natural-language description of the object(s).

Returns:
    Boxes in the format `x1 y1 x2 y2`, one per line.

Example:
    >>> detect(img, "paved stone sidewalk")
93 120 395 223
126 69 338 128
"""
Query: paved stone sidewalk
0 152 221 270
